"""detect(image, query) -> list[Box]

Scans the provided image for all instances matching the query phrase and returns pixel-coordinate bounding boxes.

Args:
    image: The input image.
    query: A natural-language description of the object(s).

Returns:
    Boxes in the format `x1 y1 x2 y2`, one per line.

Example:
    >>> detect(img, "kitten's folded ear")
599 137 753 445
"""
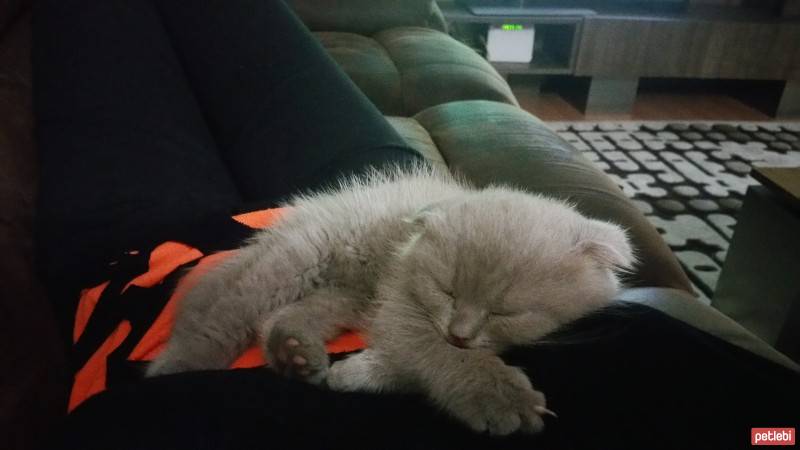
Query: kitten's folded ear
575 220 636 271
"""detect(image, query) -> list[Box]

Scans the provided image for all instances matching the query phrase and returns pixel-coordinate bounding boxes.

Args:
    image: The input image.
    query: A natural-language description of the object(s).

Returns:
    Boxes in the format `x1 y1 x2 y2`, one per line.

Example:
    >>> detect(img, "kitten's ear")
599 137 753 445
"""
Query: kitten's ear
402 204 444 229
575 220 636 271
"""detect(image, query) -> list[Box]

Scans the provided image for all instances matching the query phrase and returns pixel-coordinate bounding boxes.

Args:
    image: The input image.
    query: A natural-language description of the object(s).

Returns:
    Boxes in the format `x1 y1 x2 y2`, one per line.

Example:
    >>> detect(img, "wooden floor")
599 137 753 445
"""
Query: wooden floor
509 78 782 122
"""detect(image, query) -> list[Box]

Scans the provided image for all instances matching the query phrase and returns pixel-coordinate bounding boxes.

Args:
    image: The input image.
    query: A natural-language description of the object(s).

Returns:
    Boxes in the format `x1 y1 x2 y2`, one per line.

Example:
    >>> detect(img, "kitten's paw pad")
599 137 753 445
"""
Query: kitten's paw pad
448 370 549 435
268 334 329 385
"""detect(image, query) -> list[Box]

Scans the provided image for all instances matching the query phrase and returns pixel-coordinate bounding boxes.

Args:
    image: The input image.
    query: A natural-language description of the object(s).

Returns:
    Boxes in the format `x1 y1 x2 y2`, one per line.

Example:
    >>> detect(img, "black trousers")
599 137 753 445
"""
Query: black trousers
33 0 419 287
34 2 799 450
59 305 800 450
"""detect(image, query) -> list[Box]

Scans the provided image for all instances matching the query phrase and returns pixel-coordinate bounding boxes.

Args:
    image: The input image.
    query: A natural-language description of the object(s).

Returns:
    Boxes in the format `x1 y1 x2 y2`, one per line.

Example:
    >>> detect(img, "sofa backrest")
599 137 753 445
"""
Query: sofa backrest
286 0 447 34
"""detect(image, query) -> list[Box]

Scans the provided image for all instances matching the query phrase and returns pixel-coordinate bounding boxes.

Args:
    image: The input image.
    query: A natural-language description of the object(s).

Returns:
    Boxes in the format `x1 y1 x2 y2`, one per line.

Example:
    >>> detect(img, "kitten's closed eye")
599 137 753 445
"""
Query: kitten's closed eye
489 310 517 318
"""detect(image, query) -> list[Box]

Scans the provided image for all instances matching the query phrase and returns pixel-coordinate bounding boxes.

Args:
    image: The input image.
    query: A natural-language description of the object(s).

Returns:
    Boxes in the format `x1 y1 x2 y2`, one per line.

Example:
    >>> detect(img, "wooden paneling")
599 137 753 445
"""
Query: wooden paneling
777 80 800 116
575 18 649 77
643 20 716 77
717 22 800 80
689 0 742 5
575 16 800 80
585 77 639 113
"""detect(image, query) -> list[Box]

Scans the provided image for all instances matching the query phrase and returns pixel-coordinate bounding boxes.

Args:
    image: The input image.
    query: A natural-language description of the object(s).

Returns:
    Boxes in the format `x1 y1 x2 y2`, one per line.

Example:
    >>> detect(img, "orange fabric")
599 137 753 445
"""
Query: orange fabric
70 207 368 412
124 242 203 292
325 331 367 354
228 331 366 368
74 281 110 343
233 208 285 229
129 250 235 361
69 321 132 412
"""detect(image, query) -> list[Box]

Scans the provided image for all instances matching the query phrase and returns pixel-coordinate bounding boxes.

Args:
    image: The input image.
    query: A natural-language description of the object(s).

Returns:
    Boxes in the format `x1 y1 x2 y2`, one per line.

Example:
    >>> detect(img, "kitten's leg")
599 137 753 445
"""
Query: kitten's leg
421 347 549 435
365 302 548 435
262 289 368 385
147 229 328 377
327 339 547 435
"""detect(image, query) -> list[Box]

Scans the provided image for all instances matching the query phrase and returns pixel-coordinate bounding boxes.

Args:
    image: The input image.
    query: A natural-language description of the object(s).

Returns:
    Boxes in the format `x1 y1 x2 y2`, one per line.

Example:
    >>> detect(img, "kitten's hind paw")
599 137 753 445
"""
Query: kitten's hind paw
267 331 329 385
146 354 197 377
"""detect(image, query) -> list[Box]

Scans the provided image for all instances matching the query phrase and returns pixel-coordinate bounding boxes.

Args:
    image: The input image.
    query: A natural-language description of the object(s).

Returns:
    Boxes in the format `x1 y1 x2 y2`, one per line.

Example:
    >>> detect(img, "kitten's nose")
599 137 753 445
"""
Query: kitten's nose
446 333 469 348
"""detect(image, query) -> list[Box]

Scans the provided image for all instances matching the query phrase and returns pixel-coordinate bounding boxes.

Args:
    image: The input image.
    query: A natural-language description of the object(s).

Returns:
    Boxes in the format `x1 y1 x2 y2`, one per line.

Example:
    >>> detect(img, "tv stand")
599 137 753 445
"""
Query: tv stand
440 1 800 117
441 3 588 77
462 6 597 16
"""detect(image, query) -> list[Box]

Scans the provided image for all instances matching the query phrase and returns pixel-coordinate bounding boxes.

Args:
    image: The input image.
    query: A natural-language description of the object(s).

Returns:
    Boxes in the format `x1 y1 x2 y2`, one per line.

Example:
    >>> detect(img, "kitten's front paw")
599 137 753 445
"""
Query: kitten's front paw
446 366 550 436
326 351 388 393
326 359 357 391
267 329 329 385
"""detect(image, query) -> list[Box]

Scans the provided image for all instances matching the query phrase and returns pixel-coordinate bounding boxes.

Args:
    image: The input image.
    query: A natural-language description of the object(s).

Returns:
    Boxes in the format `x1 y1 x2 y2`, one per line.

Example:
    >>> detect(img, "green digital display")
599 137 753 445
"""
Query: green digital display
501 24 525 31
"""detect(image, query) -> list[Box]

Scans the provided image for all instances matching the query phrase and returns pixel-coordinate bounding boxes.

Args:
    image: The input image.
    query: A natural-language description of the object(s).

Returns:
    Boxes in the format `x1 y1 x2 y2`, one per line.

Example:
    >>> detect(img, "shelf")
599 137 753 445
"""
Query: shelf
491 52 573 75
440 3 589 24
442 3 583 77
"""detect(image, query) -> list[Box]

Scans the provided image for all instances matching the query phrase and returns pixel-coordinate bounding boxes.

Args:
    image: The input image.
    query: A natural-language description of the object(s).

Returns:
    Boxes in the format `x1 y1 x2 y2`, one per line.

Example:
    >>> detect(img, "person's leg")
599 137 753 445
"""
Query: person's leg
153 0 421 203
33 0 243 286
56 305 800 450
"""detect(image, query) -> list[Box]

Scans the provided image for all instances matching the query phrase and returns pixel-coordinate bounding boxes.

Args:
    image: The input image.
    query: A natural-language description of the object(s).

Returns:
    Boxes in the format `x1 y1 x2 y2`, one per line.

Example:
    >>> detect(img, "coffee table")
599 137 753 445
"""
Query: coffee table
713 166 800 362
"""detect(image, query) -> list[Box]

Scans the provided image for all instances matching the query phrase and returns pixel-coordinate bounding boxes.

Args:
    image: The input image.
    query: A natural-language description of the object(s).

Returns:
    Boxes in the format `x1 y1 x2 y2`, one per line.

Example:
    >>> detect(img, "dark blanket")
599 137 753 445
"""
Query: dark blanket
58 303 800 450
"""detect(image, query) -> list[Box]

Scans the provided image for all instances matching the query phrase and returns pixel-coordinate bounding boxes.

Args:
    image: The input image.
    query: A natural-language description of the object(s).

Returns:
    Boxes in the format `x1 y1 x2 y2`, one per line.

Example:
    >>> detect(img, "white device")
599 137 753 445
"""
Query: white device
486 24 535 63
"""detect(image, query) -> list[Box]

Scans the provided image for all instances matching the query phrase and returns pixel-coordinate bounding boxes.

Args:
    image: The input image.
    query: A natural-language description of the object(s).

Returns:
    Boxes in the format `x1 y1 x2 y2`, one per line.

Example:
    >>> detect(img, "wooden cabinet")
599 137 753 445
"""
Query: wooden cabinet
439 1 800 115
576 16 800 80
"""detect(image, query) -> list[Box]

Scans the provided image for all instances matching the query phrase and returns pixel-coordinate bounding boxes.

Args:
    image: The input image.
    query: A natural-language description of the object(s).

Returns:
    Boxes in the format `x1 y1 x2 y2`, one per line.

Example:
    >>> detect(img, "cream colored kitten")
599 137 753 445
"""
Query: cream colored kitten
147 165 635 435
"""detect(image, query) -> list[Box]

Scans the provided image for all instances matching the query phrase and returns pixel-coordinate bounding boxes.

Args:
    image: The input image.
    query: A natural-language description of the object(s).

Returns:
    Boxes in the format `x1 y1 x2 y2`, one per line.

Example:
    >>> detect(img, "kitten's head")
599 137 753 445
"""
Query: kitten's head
395 188 635 351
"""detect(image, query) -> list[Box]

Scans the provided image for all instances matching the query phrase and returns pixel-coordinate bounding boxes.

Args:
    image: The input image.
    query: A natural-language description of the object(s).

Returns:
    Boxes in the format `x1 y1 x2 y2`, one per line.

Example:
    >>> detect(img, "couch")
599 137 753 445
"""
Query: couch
1 1 797 449
285 0 795 373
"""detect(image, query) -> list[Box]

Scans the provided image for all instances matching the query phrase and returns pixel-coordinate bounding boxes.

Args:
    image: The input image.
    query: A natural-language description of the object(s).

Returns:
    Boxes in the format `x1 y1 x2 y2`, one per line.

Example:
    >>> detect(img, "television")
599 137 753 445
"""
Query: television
458 0 688 14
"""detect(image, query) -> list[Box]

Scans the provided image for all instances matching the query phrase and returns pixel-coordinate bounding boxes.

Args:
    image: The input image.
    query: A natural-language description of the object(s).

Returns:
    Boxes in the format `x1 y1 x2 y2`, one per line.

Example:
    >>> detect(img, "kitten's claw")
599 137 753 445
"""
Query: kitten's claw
534 406 558 418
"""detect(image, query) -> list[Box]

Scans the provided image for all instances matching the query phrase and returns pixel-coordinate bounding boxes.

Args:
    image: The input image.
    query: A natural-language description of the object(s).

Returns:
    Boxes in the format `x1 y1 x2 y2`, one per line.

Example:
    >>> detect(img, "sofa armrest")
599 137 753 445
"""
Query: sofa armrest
617 288 800 372
286 0 447 34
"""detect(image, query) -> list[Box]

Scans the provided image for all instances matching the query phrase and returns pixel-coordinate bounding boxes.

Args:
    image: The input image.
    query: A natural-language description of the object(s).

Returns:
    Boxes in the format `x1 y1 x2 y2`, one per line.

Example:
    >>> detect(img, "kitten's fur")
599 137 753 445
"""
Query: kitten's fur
147 165 634 435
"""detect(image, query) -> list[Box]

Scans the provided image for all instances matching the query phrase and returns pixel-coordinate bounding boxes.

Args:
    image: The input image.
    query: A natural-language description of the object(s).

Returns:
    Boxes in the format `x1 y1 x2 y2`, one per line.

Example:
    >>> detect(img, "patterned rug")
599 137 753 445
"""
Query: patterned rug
547 121 800 303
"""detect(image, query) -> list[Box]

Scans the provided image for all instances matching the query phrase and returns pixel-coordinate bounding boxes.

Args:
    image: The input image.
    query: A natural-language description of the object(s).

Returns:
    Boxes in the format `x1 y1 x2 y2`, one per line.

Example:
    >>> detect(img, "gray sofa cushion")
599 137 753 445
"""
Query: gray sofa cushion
317 28 517 116
390 100 693 292
287 0 447 35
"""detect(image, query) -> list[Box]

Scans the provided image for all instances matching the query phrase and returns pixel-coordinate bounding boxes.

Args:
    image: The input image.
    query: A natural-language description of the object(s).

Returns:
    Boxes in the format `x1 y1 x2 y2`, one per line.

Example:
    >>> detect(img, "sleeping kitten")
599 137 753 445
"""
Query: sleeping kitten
147 165 635 435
